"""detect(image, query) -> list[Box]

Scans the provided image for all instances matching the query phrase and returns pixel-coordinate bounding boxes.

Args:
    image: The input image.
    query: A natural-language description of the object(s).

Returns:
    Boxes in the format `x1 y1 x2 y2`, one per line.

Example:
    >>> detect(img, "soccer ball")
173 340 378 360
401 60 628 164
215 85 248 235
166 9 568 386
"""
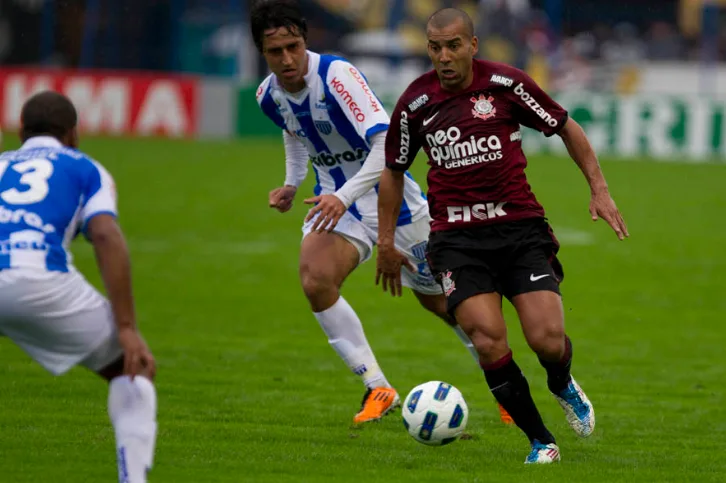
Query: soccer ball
402 381 469 446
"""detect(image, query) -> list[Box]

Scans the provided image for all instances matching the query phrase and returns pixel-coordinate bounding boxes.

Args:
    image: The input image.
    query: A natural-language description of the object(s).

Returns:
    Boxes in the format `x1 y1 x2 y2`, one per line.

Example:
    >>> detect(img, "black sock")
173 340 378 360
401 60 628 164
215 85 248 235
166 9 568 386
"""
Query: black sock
483 352 556 445
539 335 573 395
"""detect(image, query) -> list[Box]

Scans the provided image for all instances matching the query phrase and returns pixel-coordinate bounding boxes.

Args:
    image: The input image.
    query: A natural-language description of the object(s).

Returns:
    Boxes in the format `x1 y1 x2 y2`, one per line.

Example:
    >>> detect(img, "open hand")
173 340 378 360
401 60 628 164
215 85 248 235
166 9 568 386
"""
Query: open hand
375 244 415 297
590 189 629 240
304 194 347 232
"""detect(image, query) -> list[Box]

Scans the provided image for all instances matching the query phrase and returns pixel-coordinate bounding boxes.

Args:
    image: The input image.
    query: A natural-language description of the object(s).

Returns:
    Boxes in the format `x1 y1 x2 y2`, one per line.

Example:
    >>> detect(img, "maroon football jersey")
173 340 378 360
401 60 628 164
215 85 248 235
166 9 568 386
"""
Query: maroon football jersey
385 59 568 232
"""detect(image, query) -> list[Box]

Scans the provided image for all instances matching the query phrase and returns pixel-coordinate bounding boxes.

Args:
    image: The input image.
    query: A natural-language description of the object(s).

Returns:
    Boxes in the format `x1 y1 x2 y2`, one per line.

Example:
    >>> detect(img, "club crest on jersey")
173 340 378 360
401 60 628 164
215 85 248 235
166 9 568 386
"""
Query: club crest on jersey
314 120 333 135
471 94 496 121
411 241 428 261
440 271 456 296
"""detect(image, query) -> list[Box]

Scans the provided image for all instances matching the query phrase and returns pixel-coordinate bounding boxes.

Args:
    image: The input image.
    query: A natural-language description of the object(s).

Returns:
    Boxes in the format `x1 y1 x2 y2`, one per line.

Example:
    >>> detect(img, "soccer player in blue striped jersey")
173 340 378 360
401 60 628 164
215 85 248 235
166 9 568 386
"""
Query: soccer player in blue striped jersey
0 92 157 482
250 0 501 424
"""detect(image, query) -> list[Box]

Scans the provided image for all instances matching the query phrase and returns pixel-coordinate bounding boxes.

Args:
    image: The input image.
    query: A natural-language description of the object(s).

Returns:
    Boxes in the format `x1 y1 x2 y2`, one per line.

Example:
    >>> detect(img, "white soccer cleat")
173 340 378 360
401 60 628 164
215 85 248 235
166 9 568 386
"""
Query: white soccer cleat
553 376 595 438
525 440 561 464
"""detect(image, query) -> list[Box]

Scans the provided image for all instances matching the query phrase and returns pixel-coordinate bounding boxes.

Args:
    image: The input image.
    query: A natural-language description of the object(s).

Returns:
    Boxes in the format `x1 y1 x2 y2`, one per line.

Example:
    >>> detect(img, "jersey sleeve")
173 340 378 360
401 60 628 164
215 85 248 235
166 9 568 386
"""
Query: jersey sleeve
509 70 568 137
283 130 309 187
79 159 118 232
325 60 389 144
385 94 421 171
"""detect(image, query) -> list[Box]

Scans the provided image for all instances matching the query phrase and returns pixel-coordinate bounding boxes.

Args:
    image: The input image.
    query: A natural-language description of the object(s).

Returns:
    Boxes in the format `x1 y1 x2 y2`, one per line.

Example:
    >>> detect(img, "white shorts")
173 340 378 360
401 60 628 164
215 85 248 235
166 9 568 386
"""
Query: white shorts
302 211 442 295
0 268 123 376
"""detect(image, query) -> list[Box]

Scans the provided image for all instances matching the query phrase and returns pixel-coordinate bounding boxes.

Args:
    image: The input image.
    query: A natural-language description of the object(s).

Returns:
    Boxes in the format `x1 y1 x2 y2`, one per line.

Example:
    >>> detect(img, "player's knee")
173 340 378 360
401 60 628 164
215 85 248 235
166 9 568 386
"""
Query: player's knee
526 324 565 359
299 266 336 300
416 293 454 326
469 328 509 363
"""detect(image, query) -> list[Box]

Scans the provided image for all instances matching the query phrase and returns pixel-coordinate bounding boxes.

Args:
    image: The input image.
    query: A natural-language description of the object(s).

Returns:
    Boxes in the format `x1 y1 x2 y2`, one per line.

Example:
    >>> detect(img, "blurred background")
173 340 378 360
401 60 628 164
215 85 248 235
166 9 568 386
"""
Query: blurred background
1 0 725 158
1 5 725 481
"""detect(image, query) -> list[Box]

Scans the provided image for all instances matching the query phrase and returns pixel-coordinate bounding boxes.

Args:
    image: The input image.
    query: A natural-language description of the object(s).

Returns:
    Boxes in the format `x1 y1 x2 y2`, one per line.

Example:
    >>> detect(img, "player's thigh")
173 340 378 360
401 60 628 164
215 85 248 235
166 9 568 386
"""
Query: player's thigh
0 270 122 376
511 290 565 354
426 234 498 317
394 217 442 296
454 292 509 363
502 245 566 353
300 211 371 287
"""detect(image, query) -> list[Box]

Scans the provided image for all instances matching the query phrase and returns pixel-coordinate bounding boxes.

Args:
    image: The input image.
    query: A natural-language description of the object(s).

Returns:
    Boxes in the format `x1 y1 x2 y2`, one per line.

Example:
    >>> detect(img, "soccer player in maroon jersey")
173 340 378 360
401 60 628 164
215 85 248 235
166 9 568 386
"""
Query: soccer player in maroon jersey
376 8 628 464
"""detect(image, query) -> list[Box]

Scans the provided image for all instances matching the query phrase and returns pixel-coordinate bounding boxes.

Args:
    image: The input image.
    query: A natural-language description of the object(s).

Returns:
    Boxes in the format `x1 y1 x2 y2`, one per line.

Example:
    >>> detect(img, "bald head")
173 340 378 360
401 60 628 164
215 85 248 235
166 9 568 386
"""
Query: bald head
427 8 474 39
425 8 478 92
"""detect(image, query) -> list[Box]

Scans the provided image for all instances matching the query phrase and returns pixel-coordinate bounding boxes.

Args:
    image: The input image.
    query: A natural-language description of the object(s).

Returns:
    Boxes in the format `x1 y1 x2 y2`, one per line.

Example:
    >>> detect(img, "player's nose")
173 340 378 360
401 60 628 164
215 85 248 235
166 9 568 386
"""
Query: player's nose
439 47 453 63
281 50 293 66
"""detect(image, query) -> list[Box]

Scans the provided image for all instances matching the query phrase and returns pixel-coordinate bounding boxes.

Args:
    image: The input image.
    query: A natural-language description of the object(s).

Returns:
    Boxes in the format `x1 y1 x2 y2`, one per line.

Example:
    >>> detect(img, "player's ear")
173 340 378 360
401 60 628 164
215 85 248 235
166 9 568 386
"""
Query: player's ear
471 35 479 57
68 127 79 149
18 120 27 143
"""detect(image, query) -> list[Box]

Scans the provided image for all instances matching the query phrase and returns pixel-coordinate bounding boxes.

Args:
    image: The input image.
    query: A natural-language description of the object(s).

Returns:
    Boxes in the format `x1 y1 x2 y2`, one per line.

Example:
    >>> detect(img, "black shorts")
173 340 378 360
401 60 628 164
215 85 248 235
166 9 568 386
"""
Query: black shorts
427 218 564 314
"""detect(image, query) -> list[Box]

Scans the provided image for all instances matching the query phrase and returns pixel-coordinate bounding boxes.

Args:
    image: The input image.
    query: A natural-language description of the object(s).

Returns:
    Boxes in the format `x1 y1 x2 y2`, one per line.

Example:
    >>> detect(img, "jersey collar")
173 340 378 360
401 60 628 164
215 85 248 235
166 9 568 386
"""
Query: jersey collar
302 50 320 86
20 136 64 150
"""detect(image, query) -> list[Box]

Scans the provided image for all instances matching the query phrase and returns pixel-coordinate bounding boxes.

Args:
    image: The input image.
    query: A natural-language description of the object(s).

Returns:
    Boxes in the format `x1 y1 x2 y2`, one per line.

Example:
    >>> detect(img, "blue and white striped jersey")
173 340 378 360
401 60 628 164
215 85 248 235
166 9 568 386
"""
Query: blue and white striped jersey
0 136 117 272
256 51 428 226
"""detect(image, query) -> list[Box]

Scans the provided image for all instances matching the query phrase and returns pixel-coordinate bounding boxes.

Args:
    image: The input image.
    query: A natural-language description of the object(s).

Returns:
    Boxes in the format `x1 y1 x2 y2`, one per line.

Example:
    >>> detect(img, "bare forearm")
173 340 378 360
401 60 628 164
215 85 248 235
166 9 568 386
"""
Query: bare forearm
560 119 608 193
93 229 136 332
377 168 405 246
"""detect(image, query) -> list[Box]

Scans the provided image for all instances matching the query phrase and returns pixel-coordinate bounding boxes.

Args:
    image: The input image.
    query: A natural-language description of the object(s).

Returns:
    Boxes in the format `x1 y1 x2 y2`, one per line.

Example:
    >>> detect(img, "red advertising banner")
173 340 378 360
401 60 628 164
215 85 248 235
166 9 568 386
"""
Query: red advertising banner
0 69 199 138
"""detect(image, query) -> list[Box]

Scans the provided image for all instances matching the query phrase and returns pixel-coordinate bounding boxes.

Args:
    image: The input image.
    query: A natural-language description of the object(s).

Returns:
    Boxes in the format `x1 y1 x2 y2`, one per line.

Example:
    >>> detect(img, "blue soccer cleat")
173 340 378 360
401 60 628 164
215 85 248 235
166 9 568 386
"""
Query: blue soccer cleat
525 440 561 464
553 376 595 438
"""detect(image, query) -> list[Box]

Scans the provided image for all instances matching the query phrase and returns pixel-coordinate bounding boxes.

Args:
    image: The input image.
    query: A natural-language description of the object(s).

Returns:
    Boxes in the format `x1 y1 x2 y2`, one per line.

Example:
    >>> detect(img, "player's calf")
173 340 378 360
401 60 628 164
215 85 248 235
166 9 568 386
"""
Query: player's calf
536 336 595 437
483 352 557 445
413 291 514 424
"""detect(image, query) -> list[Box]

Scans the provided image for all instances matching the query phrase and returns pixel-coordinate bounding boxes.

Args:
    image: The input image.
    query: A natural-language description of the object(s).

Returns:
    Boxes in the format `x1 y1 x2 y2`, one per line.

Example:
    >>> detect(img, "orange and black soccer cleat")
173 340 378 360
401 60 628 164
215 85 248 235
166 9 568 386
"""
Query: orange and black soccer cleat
353 387 400 424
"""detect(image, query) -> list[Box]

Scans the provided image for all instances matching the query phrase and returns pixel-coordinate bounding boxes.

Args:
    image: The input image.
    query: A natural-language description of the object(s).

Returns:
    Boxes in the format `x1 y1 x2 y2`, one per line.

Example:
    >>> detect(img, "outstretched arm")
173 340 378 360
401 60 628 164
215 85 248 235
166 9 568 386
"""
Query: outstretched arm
333 131 386 208
558 118 629 240
376 166 404 249
375 166 414 296
302 132 388 232
87 215 155 379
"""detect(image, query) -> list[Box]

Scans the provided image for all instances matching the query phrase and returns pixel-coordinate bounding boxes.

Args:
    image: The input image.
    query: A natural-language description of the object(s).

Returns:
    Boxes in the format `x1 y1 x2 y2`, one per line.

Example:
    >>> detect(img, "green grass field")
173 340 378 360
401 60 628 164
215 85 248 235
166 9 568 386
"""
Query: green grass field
0 135 725 482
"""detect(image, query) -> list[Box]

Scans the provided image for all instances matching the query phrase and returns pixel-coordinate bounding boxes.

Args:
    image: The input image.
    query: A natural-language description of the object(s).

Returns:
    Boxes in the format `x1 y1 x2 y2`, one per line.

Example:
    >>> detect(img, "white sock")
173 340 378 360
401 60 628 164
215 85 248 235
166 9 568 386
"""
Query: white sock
108 376 157 483
314 296 391 389
453 324 480 364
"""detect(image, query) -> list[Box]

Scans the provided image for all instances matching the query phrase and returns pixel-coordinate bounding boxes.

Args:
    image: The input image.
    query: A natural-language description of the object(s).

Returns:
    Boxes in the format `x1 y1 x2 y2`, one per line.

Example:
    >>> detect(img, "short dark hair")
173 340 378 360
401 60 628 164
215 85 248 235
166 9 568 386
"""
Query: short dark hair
20 91 78 142
427 8 474 38
249 0 308 52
